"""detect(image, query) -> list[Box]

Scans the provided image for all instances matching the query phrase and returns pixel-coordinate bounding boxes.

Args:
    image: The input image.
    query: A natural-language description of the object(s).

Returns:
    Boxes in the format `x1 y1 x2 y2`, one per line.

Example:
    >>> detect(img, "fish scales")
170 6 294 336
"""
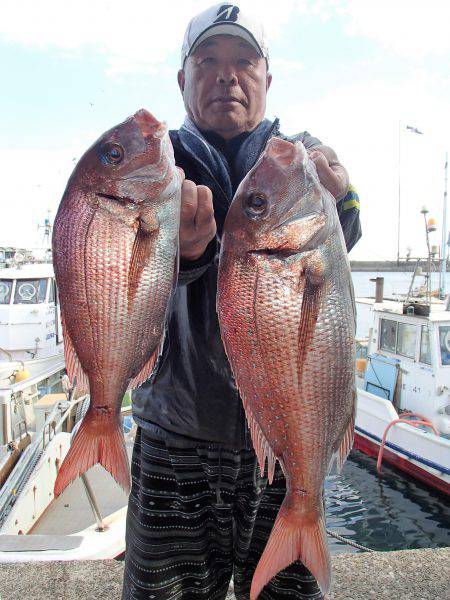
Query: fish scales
52 109 182 497
217 138 356 599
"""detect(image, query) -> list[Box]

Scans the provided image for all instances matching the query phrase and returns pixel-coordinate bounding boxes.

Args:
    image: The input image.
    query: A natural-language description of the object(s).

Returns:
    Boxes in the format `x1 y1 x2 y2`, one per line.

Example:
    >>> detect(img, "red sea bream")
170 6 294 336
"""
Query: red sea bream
217 137 356 599
52 109 182 496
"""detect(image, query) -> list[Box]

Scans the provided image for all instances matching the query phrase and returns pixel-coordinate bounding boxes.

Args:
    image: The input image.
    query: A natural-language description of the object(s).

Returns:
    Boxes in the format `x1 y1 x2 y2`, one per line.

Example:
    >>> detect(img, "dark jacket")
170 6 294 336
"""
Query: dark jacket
132 118 362 448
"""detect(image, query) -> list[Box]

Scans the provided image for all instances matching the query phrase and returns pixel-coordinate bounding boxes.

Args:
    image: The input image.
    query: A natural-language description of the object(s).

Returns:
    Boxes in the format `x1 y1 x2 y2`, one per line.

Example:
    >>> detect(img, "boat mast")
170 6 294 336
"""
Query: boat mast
397 124 424 266
397 121 401 266
439 152 449 299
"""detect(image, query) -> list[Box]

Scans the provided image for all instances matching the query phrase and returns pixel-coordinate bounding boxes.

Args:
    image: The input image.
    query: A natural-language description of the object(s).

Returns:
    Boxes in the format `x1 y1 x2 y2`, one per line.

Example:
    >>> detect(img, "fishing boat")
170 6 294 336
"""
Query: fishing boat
0 249 134 562
0 255 66 474
0 389 134 563
354 168 450 496
355 286 450 495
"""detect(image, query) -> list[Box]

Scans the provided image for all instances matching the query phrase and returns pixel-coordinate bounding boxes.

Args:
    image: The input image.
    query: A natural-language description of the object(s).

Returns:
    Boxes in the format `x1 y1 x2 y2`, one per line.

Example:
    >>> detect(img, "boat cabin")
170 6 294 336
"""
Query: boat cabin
0 263 62 362
361 300 450 436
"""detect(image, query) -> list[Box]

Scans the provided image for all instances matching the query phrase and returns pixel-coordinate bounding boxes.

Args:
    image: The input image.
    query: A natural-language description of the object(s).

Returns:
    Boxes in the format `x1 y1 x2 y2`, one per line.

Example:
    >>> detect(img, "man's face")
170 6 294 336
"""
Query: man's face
178 34 271 139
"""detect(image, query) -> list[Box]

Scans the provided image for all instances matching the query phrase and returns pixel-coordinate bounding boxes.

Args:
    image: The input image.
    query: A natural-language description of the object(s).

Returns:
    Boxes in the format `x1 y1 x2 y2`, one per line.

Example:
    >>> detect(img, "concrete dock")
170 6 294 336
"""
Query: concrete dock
0 547 448 600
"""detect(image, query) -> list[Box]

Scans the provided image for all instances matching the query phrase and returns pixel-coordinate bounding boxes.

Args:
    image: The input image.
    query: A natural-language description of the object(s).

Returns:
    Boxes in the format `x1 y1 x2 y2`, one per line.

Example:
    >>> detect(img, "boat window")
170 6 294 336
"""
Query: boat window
380 319 397 353
48 279 55 303
0 280 13 304
439 325 450 366
419 326 431 365
13 279 48 304
396 323 416 359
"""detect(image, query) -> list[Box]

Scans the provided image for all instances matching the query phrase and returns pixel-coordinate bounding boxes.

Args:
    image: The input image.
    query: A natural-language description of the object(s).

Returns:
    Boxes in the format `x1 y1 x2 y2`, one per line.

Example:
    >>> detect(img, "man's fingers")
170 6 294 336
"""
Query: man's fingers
309 150 330 173
195 185 215 229
180 180 198 224
179 182 216 261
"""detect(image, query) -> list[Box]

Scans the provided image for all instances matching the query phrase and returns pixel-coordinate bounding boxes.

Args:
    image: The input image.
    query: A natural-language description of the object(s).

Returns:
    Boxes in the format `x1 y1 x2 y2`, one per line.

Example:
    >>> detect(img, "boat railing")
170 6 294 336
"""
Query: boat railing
11 419 27 442
0 393 87 529
0 391 133 531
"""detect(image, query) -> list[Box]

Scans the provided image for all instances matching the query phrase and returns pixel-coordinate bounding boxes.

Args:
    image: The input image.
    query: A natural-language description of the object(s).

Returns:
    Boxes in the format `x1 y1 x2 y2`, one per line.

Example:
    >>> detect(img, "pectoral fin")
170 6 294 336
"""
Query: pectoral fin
128 216 159 304
297 254 324 380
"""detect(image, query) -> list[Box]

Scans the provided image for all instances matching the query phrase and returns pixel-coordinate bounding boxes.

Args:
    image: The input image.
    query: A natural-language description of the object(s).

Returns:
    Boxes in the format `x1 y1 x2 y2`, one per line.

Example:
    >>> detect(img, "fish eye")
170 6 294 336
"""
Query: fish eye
244 194 267 218
100 142 124 165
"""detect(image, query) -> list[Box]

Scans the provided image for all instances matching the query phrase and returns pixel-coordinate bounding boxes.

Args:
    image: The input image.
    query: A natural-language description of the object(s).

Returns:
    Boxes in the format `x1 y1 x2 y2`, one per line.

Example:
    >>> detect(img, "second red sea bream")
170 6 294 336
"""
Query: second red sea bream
217 137 356 599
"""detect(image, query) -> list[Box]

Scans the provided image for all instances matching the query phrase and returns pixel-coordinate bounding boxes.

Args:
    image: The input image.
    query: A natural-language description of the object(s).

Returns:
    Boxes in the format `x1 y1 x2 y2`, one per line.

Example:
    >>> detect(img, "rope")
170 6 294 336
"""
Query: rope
326 528 374 552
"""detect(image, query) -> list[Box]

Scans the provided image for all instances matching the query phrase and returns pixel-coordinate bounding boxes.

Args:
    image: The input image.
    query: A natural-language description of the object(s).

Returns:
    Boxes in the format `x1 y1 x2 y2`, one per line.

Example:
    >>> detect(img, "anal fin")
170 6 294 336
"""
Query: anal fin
336 399 356 473
60 309 90 395
128 337 164 391
247 405 277 484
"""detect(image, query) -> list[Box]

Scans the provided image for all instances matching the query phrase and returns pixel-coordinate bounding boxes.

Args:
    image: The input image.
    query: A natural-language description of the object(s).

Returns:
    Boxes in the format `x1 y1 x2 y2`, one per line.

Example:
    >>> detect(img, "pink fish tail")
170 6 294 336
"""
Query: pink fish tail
54 410 130 497
250 497 331 600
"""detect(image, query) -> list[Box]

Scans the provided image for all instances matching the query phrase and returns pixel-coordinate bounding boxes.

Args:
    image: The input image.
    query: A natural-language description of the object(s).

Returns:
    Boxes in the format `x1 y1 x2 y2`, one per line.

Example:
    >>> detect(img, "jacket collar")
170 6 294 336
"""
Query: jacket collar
176 116 280 203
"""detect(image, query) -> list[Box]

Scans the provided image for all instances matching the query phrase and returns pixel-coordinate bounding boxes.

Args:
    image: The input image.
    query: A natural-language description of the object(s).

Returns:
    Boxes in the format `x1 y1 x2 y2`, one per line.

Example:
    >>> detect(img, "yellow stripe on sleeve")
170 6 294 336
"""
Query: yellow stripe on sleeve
343 198 360 211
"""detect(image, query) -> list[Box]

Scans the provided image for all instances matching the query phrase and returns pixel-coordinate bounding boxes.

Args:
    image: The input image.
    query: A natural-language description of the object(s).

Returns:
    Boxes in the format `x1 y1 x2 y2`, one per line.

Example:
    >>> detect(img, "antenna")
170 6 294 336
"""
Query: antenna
38 210 53 248
439 152 448 299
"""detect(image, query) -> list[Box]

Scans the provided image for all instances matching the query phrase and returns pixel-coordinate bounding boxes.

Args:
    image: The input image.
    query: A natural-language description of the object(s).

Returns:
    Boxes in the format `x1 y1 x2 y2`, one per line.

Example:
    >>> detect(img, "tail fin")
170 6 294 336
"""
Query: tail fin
250 498 331 600
54 412 131 497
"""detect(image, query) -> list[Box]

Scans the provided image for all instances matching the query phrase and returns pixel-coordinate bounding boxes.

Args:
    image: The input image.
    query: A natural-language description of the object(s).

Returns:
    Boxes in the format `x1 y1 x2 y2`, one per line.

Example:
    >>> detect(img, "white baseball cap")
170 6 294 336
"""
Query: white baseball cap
181 3 269 68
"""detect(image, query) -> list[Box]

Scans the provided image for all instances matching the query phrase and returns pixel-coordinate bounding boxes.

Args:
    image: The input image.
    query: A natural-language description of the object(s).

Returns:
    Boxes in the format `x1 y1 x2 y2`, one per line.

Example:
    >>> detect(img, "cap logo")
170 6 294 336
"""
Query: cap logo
214 4 240 23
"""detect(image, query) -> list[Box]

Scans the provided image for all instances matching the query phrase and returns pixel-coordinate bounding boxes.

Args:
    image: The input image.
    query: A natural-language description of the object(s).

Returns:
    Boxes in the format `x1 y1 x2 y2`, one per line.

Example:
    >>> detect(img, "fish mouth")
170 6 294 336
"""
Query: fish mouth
248 213 325 258
249 248 301 258
133 109 167 139
97 192 139 205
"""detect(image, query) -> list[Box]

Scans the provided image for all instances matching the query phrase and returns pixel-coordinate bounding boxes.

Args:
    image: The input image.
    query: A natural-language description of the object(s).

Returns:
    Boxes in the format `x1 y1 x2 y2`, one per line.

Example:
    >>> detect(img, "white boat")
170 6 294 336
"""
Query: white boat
0 255 133 562
0 259 65 476
355 296 450 495
0 394 134 563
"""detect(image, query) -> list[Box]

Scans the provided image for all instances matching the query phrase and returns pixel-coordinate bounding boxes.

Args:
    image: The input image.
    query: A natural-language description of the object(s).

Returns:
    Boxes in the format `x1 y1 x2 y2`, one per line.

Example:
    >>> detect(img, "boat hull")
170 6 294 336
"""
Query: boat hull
354 428 450 495
356 388 450 496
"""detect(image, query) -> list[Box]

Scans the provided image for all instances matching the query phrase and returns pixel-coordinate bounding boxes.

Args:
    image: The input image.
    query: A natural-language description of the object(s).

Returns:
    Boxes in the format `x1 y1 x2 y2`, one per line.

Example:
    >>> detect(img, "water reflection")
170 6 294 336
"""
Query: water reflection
324 449 450 554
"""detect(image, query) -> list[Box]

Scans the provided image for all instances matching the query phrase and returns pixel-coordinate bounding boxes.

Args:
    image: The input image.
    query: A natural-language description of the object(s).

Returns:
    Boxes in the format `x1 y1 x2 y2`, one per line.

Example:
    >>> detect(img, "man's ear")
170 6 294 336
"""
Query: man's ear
266 72 272 92
177 69 185 94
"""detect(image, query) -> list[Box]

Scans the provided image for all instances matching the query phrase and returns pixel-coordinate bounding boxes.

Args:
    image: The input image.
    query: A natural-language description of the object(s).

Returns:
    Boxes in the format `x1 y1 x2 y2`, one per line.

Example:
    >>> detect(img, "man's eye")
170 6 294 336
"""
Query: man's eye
201 57 216 65
238 59 252 66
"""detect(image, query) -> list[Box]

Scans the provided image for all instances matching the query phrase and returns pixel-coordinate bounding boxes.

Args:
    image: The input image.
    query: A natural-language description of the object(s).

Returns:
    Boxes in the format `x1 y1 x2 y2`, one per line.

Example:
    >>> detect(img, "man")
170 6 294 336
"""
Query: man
123 4 361 599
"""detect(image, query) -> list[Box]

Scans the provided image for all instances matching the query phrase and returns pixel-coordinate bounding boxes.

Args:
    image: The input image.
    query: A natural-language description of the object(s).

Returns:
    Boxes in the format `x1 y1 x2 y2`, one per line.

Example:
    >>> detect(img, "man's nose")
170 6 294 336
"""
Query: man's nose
216 68 238 85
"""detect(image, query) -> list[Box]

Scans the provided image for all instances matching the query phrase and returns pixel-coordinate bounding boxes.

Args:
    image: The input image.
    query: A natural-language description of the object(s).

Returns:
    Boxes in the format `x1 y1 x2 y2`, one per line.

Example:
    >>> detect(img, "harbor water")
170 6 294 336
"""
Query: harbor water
324 271 450 555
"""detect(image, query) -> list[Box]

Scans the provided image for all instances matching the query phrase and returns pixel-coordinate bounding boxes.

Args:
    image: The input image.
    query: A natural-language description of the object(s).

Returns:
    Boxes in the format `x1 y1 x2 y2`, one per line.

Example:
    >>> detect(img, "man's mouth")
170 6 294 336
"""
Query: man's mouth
210 96 244 105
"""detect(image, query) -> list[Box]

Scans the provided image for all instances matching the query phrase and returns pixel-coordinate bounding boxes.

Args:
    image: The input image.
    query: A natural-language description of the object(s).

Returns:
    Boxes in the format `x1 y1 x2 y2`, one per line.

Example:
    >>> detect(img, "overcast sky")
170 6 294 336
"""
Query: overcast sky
1 0 449 260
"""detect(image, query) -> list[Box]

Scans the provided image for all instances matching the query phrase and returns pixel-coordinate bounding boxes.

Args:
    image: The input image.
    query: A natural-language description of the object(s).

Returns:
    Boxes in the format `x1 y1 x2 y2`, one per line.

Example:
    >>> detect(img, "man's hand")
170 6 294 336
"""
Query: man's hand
309 145 349 201
180 180 216 261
